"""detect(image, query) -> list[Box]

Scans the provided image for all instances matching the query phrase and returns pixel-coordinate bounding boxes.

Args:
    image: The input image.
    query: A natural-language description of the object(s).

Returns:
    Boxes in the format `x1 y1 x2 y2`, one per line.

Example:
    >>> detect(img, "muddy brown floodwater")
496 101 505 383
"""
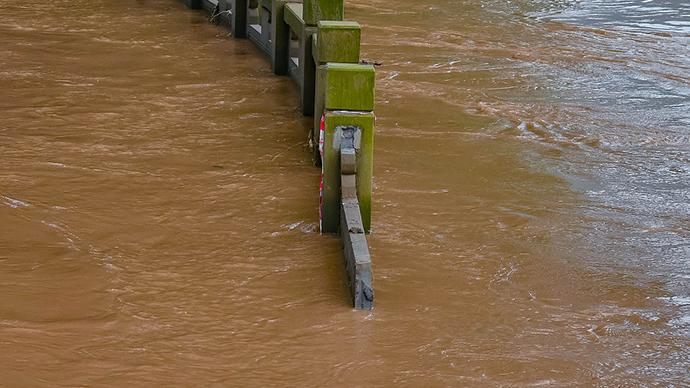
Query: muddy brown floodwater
1 0 689 386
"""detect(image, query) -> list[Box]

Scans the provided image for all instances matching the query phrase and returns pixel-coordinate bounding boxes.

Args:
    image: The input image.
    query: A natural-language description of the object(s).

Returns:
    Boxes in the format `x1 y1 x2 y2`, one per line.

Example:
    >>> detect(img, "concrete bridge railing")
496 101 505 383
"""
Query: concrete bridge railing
181 0 375 310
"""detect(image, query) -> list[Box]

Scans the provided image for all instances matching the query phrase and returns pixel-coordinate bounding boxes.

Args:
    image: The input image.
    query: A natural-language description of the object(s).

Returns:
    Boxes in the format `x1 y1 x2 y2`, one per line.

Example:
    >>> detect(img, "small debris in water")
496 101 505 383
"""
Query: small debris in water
360 59 382 67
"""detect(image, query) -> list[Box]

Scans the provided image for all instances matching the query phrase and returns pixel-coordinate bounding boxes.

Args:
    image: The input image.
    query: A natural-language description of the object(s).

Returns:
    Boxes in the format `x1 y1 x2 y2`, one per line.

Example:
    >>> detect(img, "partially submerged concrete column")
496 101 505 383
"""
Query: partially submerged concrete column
308 19 375 310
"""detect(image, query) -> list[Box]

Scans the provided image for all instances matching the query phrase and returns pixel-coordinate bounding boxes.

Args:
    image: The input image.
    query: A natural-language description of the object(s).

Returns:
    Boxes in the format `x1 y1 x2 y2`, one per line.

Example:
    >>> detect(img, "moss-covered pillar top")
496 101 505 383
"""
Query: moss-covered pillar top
323 63 375 112
316 21 361 64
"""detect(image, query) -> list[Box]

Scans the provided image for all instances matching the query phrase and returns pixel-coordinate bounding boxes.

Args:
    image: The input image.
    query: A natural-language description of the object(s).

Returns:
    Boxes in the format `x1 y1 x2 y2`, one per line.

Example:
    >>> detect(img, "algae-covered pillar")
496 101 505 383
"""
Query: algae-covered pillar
311 19 375 309
313 21 374 234
318 63 375 309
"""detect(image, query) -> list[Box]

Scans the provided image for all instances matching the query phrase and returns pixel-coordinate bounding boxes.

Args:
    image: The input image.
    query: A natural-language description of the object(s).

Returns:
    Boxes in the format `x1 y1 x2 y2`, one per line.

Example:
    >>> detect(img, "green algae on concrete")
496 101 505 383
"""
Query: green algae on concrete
316 21 361 64
324 63 375 111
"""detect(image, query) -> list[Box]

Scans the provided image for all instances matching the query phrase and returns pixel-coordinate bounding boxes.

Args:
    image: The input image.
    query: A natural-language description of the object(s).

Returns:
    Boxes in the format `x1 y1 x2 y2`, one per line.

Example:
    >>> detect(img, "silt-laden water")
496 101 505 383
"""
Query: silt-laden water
1 0 688 385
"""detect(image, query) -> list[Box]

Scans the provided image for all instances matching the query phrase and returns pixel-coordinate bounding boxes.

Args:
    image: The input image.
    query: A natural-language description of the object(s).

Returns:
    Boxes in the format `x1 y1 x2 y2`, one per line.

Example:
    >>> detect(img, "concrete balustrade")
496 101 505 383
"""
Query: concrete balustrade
178 0 375 309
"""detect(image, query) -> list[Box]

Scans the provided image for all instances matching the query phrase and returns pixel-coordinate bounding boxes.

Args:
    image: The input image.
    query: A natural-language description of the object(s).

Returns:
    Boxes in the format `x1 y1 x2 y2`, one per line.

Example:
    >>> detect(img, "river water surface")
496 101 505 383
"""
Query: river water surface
1 0 688 386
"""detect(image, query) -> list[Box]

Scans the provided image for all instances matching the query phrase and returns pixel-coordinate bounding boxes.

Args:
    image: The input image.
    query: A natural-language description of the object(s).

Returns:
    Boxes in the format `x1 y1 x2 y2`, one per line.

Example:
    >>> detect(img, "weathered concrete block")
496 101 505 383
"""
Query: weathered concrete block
323 63 375 111
316 21 360 64
304 0 343 25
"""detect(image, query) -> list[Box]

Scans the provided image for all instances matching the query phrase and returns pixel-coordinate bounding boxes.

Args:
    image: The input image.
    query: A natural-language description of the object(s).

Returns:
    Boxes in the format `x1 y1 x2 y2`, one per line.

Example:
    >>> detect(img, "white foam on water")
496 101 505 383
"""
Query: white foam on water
1 195 30 208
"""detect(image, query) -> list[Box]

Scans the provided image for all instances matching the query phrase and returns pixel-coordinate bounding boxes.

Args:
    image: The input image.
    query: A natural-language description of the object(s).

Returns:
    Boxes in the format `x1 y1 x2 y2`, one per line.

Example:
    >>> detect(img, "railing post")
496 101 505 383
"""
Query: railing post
271 0 290 75
182 0 202 9
300 26 317 115
232 0 248 38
